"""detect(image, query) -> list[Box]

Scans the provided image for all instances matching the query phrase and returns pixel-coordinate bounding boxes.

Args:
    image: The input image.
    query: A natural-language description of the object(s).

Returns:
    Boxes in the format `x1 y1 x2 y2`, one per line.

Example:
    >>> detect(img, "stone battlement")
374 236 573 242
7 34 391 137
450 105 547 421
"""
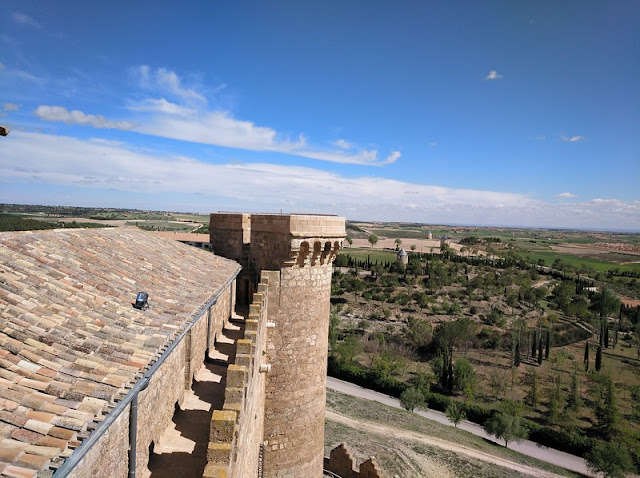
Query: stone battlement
324 443 383 478
210 213 346 273
204 273 273 478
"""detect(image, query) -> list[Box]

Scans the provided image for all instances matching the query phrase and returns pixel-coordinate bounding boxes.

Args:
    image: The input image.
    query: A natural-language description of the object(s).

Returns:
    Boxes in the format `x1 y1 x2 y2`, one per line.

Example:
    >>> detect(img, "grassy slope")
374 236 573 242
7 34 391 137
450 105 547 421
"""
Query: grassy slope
325 389 581 478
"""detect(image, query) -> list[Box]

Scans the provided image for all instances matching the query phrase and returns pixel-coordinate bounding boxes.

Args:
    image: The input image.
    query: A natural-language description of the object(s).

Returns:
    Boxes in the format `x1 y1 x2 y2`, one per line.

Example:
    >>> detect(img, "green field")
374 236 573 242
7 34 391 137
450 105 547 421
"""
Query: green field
522 250 640 273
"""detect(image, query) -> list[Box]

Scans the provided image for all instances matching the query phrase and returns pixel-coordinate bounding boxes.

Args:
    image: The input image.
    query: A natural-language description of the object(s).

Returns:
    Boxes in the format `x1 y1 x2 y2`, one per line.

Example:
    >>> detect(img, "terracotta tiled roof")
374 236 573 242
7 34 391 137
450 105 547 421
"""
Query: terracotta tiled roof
0 228 240 475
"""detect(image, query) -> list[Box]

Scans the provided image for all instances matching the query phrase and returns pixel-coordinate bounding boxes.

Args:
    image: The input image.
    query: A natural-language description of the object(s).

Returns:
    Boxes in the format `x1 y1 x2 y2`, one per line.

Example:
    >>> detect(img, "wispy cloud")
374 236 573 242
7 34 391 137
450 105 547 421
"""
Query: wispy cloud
12 12 41 29
556 192 577 198
35 105 134 129
333 139 352 149
486 70 503 80
133 65 207 104
3 103 19 112
3 131 638 229
561 135 586 142
34 66 399 166
127 98 196 116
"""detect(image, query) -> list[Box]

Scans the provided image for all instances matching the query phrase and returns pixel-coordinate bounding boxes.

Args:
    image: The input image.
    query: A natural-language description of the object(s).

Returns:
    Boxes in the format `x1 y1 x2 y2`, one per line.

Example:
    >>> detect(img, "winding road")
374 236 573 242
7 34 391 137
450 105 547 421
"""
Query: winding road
326 377 592 477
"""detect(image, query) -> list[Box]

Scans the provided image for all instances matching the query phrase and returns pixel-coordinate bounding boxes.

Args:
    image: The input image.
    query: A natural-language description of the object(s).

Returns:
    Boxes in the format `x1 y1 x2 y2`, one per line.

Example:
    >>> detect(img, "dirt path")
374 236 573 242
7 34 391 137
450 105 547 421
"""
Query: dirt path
326 410 565 478
327 377 592 476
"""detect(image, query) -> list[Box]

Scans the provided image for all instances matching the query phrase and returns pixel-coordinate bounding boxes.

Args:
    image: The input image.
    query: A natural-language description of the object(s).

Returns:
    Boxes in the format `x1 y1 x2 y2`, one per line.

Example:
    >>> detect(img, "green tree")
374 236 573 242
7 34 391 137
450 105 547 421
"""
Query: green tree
584 342 590 371
394 238 402 250
585 441 634 478
567 373 582 412
434 318 477 393
371 351 404 381
596 376 621 439
483 400 528 448
595 345 602 372
446 402 466 428
545 330 551 359
514 341 521 367
328 311 340 356
406 316 432 352
453 357 476 394
400 387 425 413
590 287 621 322
367 234 378 248
631 385 640 423
345 235 353 246
526 370 539 409
547 376 563 425
335 336 362 364
537 337 543 365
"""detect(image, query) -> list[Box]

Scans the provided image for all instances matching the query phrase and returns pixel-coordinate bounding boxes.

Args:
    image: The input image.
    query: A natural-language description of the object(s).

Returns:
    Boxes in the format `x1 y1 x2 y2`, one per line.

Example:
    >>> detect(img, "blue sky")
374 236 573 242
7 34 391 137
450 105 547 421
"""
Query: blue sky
1 2 638 230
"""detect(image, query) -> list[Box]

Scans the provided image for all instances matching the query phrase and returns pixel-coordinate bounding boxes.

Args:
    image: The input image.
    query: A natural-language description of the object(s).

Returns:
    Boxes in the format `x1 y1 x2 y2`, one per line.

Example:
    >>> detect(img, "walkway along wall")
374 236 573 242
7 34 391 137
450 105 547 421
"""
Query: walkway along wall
204 273 271 478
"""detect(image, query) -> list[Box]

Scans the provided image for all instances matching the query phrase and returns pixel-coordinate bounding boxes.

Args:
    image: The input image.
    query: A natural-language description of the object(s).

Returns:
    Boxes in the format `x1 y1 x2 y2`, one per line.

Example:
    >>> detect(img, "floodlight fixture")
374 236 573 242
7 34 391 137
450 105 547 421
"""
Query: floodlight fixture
133 292 149 310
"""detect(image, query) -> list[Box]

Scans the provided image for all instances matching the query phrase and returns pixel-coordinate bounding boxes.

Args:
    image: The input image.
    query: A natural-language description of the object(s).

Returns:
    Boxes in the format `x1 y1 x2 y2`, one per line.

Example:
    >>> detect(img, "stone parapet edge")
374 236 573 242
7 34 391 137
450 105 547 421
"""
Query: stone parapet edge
203 276 269 478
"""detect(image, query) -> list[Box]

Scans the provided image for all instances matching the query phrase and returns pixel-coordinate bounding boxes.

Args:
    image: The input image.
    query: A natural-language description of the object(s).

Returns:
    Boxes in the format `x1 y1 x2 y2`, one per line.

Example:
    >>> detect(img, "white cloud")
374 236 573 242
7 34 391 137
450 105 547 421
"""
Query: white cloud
486 70 503 80
556 192 577 198
133 65 206 104
37 103 397 165
127 98 196 116
3 103 19 112
35 105 134 129
333 139 352 149
429 142 438 147
561 135 586 142
3 131 638 230
12 12 41 29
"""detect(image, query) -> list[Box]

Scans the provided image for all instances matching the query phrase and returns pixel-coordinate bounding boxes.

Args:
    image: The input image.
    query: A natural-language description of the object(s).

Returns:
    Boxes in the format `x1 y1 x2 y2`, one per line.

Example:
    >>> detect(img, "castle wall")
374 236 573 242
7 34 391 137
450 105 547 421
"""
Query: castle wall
205 274 271 478
210 213 250 261
69 281 236 478
262 263 333 478
209 213 345 478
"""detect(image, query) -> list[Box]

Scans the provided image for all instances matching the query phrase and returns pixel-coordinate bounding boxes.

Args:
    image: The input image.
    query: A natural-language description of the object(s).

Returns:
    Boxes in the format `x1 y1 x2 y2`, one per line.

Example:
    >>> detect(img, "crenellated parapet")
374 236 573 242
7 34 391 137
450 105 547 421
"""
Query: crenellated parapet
324 443 384 478
210 213 345 272
204 273 272 478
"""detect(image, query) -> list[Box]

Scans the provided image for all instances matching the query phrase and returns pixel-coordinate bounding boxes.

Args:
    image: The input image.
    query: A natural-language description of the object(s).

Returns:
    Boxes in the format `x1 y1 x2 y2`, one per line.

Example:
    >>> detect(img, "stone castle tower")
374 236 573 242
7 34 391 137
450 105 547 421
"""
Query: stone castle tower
210 213 345 478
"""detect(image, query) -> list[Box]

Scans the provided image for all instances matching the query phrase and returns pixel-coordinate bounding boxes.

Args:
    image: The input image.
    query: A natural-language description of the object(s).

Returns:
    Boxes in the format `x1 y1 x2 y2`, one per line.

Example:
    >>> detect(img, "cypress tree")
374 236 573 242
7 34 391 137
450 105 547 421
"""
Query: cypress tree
527 370 539 408
532 330 537 359
514 341 521 367
567 372 582 412
604 323 609 349
545 330 551 359
537 338 543 365
584 342 590 371
595 345 602 372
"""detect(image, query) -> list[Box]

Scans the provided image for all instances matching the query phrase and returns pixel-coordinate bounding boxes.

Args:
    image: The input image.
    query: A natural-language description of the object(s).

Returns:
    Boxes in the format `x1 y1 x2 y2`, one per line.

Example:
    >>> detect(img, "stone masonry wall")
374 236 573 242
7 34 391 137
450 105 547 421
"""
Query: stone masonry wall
205 273 270 478
209 213 250 261
69 406 129 478
324 443 383 478
262 263 333 478
68 281 235 477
